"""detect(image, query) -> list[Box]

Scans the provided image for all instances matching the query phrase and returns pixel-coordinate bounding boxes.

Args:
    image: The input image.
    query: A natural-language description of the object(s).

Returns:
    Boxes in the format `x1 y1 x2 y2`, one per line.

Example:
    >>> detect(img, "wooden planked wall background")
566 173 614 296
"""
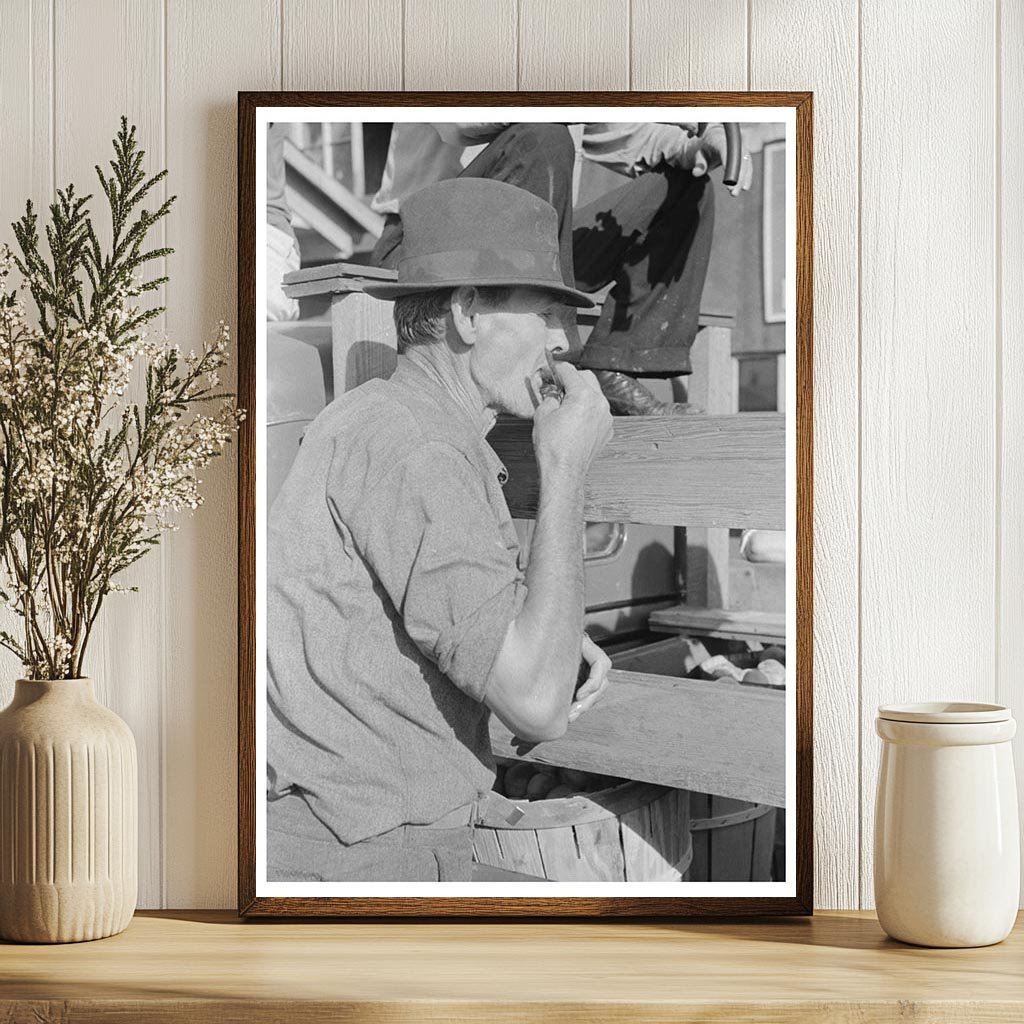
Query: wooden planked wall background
0 0 1018 910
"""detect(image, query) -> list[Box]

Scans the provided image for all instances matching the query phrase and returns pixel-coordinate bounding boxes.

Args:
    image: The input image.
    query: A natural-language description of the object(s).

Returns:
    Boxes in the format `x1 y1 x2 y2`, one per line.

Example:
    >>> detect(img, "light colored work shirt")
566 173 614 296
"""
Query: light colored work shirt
371 121 698 214
267 358 526 845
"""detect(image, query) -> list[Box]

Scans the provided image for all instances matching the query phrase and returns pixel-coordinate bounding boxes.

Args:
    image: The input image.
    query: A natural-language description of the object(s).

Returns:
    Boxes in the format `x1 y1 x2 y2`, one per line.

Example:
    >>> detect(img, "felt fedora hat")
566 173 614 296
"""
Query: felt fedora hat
364 177 595 307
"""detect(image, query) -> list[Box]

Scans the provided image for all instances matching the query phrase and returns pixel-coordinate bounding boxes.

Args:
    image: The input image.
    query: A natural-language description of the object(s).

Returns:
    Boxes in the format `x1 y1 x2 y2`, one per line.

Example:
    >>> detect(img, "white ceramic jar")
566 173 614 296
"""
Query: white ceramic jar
874 702 1019 947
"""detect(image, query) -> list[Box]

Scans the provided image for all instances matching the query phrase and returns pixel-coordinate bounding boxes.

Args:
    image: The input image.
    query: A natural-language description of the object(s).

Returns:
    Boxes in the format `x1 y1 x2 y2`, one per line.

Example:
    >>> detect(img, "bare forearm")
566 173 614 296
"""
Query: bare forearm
483 361 612 741
484 467 587 739
514 466 587 691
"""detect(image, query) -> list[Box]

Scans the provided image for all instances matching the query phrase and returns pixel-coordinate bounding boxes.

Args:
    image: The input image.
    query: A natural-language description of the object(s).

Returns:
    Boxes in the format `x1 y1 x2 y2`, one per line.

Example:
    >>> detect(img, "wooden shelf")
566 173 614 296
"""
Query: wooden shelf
649 606 788 644
2 910 1022 1021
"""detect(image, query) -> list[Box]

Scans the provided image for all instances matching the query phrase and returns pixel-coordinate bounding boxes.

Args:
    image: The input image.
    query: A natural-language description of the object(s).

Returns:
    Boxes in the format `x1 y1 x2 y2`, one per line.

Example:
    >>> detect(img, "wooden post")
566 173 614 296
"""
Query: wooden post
350 122 365 197
329 290 397 394
684 327 736 609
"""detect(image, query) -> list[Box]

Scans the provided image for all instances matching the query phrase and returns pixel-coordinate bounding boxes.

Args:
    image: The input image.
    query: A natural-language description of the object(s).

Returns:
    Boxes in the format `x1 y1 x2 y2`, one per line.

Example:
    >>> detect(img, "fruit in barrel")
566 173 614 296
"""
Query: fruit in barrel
757 659 786 688
503 762 535 798
526 772 559 799
758 645 786 665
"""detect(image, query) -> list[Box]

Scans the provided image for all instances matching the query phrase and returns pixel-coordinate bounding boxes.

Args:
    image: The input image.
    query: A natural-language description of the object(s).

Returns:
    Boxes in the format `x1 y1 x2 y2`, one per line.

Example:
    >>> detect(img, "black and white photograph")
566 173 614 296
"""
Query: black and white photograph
241 97 810 913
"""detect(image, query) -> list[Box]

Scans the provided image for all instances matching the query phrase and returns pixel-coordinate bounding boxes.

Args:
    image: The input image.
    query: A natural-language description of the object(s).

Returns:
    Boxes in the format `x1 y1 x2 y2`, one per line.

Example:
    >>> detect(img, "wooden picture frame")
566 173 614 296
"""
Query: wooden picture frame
238 92 813 917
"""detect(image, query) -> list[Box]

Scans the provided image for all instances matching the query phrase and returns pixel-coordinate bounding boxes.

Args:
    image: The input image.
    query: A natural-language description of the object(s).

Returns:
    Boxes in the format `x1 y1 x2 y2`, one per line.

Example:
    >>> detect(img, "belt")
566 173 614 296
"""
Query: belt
419 800 477 830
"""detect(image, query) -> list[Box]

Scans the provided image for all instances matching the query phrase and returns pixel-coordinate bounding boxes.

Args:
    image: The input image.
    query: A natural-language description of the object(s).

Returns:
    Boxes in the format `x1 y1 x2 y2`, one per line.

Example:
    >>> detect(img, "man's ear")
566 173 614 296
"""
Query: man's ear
450 286 480 347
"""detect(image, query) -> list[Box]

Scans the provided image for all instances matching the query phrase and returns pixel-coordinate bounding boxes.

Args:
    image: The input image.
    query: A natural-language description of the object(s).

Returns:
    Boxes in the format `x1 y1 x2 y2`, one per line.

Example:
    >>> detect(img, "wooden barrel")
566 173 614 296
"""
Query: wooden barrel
472 781 692 882
687 793 777 882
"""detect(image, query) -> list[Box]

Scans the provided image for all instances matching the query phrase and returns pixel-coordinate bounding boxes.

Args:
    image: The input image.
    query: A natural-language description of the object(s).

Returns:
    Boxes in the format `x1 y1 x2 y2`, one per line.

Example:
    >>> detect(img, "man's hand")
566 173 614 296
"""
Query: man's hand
569 633 612 723
533 361 613 478
683 125 754 198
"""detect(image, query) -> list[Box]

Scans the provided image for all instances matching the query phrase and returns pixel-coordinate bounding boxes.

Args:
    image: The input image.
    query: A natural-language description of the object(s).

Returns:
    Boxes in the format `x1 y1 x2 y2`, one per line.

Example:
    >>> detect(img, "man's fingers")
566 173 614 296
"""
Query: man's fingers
557 362 604 398
568 686 606 722
726 149 754 197
574 666 606 701
570 637 611 721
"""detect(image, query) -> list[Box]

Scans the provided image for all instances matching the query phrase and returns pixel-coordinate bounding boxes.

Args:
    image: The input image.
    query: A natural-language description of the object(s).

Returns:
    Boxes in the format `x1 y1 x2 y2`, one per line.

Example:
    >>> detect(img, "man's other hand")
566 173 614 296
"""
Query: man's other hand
686 125 754 198
569 633 612 723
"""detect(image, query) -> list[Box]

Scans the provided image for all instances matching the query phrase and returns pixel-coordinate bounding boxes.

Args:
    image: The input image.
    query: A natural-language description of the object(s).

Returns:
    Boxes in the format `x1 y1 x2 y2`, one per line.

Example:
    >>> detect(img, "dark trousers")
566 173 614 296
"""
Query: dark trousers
372 122 715 377
267 791 475 882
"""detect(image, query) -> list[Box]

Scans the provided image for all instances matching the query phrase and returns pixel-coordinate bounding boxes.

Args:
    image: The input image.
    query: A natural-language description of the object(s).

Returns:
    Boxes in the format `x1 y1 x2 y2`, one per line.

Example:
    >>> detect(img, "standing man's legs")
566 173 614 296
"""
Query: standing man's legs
371 127 715 414
372 123 576 285
573 166 715 378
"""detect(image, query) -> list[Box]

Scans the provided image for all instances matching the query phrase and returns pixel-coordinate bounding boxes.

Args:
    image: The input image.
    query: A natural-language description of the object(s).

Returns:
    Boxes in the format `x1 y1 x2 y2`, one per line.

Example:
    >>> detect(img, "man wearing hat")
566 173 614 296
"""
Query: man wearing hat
266 177 614 883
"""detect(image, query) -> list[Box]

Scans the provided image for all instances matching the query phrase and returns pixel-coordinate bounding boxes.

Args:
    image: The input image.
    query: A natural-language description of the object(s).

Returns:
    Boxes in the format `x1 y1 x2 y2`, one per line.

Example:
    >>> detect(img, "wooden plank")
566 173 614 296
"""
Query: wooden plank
0 0 51 228
569 816 626 880
285 262 397 285
0 0 52 693
330 290 396 392
489 669 786 807
518 0 629 90
619 789 689 882
631 0 747 90
752 803 777 881
534 825 591 881
404 0 517 90
687 791 712 882
283 141 384 235
648 606 786 644
685 327 736 609
52 0 165 910
283 0 401 90
1002 0 1024 909
751 0 859 912
163 0 280 909
286 187 360 257
9 910 1024 1014
707 795 756 882
859 0 998 910
490 414 785 529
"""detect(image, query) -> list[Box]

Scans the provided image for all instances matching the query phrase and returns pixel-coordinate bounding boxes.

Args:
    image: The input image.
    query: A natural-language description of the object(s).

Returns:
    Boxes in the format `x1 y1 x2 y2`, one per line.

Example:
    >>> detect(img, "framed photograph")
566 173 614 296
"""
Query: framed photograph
237 92 812 917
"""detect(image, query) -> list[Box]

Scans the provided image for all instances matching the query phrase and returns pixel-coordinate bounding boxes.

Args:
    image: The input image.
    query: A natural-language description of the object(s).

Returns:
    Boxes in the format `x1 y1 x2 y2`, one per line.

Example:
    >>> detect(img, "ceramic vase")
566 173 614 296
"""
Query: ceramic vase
0 678 137 943
874 702 1019 947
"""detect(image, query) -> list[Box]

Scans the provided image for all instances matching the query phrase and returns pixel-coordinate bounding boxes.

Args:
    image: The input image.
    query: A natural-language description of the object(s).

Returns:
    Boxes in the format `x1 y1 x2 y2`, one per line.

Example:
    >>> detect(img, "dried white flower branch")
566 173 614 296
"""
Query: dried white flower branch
0 118 243 680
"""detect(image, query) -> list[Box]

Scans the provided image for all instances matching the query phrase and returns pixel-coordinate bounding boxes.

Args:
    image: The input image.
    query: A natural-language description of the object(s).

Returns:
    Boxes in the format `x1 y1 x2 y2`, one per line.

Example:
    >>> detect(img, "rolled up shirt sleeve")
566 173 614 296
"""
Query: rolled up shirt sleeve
341 442 525 702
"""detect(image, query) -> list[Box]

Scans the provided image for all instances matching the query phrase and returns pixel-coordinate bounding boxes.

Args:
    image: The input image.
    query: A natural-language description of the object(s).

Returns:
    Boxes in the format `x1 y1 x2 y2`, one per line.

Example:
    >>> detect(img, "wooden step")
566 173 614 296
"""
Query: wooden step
648 606 787 644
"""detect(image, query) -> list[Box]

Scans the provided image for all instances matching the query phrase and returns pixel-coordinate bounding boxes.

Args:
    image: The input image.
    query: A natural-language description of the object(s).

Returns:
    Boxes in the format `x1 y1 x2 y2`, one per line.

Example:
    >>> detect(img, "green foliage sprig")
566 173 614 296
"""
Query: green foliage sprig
0 117 242 679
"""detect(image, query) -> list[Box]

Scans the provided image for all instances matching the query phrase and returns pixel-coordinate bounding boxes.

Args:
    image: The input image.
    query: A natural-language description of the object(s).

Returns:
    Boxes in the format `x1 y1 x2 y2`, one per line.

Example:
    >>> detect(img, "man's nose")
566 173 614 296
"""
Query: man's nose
550 320 583 361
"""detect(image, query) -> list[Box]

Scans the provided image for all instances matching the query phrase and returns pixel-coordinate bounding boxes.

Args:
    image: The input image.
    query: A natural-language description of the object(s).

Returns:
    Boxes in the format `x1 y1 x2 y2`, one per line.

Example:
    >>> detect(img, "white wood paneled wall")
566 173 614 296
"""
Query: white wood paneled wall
0 0 1018 910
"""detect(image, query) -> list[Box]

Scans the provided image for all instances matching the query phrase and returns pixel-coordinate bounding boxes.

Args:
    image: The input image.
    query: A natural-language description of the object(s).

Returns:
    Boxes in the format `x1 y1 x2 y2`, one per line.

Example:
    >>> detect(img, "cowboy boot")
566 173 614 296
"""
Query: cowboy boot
594 370 696 416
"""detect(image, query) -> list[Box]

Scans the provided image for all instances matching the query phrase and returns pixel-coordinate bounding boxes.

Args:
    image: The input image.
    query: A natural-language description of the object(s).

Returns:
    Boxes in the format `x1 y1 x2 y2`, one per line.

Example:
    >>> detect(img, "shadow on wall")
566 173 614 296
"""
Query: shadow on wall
159 99 242 903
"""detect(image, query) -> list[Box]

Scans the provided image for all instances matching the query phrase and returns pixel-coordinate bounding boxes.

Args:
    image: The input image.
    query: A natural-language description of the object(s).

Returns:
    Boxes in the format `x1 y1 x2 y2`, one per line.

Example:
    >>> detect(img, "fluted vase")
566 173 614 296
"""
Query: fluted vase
0 678 137 943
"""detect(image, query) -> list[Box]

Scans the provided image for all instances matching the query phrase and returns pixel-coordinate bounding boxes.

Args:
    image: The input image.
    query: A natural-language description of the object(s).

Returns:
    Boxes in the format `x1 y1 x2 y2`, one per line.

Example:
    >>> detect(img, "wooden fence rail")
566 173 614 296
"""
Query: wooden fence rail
489 669 786 808
488 414 785 530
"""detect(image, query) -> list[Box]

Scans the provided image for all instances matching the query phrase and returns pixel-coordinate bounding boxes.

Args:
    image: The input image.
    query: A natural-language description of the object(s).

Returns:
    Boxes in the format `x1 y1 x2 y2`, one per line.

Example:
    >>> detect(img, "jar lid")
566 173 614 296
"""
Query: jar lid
877 702 1011 724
